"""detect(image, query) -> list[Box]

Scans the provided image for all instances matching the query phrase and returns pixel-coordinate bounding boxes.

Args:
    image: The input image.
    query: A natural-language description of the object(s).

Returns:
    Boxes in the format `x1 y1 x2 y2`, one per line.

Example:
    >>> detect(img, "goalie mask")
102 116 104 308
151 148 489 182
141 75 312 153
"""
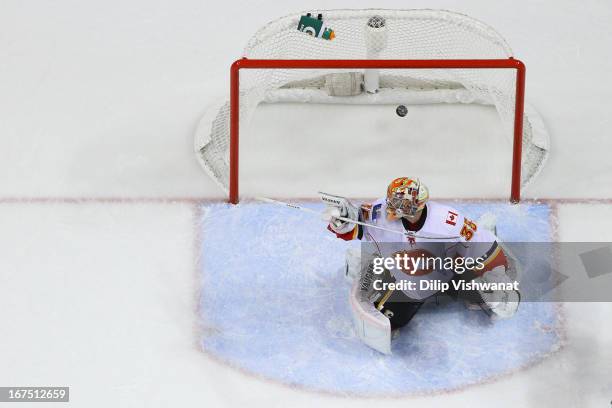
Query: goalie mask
386 177 429 218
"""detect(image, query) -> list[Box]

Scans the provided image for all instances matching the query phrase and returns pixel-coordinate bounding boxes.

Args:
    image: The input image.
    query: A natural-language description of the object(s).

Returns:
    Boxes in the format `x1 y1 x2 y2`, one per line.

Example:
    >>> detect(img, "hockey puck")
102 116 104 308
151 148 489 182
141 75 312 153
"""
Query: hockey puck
396 105 408 117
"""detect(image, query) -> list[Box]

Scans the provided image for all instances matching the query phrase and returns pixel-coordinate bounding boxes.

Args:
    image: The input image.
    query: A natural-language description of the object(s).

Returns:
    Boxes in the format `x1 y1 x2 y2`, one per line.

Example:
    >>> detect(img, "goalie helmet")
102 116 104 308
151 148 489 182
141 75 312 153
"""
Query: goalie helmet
386 177 429 218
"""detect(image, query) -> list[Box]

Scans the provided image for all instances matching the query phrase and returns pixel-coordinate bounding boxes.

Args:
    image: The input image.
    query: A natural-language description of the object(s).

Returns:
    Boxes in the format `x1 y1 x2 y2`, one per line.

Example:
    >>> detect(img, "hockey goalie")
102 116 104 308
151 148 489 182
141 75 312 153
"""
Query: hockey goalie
324 177 521 354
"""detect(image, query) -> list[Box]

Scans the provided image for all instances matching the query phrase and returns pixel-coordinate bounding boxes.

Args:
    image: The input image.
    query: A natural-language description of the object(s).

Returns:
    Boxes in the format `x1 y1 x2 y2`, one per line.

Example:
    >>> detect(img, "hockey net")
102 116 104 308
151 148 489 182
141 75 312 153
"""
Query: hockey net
195 9 549 203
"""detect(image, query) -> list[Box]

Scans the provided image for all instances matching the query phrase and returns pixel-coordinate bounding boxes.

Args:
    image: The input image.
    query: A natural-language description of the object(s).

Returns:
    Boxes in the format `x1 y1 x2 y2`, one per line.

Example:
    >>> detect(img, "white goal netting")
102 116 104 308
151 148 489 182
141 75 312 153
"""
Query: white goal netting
195 9 549 197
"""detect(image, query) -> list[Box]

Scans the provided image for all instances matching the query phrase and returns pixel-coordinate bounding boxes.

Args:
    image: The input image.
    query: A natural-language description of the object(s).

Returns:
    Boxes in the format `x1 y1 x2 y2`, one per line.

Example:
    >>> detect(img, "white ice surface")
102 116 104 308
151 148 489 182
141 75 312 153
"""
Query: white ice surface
2 1 612 199
1 0 612 406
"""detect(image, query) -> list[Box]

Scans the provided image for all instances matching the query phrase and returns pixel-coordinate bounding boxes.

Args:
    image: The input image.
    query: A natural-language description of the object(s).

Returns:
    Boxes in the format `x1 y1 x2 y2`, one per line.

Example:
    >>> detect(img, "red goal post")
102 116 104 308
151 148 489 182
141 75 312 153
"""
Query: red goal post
228 57 526 204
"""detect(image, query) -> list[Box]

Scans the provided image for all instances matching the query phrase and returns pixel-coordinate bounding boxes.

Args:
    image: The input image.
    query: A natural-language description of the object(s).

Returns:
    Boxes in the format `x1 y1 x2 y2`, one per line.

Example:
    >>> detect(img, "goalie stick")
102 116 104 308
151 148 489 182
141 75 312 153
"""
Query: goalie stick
255 196 460 240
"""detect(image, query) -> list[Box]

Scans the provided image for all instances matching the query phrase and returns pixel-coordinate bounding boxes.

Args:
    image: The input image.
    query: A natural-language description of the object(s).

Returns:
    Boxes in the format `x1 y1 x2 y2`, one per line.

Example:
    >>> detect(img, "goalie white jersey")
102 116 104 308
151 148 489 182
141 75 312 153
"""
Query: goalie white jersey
330 199 508 300
361 199 489 243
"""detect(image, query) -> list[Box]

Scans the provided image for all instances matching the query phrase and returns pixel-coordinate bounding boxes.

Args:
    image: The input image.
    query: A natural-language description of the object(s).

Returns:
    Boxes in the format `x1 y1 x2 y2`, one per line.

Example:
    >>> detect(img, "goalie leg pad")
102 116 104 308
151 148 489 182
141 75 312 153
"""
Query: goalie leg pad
451 264 521 319
475 265 520 319
349 266 425 354
349 280 392 354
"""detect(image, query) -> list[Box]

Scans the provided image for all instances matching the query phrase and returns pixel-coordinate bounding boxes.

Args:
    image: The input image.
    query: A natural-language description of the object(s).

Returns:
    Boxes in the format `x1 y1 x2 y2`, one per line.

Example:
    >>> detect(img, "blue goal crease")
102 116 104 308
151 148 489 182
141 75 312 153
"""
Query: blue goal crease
198 201 560 395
